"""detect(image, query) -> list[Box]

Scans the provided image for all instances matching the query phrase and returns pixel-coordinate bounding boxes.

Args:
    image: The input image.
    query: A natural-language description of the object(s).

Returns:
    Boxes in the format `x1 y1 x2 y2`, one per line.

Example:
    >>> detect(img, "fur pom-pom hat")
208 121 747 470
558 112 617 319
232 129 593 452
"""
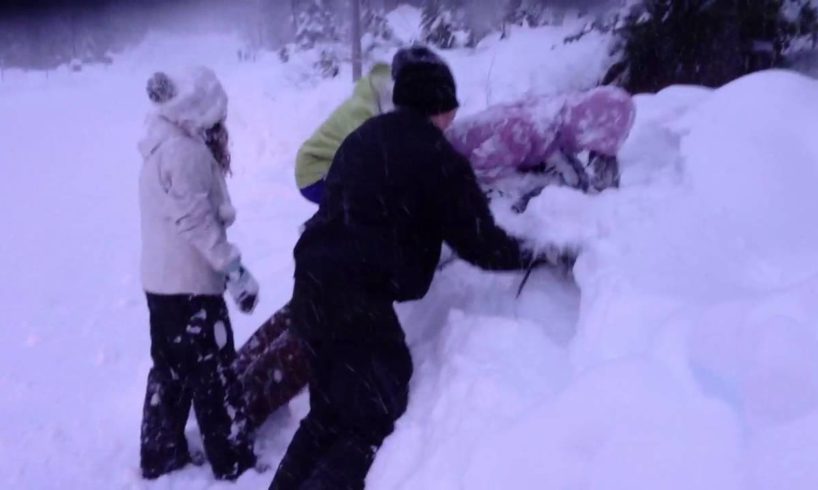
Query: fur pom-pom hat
146 66 227 133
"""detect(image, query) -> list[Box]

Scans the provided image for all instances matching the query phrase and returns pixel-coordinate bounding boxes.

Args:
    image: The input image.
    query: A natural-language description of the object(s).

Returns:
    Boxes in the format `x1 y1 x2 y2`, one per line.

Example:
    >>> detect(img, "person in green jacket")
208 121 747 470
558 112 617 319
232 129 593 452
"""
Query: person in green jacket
296 63 393 204
228 65 395 429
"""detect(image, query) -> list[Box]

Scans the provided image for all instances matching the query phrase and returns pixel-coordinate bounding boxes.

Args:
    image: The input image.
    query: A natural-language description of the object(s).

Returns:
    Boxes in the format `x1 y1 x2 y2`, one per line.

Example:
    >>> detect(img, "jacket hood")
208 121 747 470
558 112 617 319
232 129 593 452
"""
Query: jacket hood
353 63 394 114
147 66 228 135
138 115 187 160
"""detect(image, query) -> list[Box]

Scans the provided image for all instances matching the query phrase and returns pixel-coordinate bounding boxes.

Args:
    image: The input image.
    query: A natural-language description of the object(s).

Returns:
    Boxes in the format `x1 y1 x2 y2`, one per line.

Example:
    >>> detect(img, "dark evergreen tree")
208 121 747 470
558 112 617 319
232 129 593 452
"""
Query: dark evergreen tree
360 0 400 61
294 0 341 49
421 0 473 49
0 27 9 79
799 1 818 46
289 0 341 78
362 0 395 43
504 0 548 28
607 0 818 93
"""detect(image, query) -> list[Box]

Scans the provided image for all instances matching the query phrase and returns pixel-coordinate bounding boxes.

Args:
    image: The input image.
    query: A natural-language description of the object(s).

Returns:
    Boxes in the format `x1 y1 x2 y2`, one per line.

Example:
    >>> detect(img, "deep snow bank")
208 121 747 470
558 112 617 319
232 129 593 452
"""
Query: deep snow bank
374 70 818 490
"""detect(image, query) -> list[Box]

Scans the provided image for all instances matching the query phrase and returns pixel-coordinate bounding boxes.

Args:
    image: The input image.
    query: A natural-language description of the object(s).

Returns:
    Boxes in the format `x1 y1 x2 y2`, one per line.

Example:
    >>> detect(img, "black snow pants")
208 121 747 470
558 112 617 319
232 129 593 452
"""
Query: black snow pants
269 278 413 490
141 293 256 480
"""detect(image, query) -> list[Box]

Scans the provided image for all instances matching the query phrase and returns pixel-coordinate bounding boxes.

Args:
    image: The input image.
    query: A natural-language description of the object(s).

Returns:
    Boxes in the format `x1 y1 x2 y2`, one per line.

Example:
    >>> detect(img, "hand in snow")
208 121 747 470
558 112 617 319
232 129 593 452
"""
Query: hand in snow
226 263 260 314
535 243 578 277
516 244 579 297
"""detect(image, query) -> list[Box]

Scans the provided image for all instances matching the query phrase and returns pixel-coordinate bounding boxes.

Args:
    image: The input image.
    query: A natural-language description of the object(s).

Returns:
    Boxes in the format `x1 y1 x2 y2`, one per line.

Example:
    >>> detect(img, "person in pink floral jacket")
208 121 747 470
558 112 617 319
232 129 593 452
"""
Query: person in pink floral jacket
446 85 636 204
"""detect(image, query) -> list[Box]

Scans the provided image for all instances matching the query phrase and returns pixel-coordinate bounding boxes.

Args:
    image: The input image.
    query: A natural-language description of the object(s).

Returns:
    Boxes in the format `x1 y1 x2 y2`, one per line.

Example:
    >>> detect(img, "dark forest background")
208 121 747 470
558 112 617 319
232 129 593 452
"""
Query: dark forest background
2 0 818 94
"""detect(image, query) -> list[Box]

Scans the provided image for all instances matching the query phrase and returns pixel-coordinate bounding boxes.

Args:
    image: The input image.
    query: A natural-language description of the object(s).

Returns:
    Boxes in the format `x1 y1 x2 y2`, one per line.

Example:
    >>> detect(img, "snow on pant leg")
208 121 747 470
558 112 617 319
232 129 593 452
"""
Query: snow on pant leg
300 339 413 490
141 293 195 479
140 371 193 478
184 296 257 480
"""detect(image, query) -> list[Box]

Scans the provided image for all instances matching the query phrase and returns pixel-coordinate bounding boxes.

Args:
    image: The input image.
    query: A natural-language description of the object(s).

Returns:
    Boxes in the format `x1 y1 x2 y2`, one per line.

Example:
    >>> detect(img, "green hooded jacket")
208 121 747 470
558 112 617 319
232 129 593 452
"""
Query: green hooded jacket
295 63 394 190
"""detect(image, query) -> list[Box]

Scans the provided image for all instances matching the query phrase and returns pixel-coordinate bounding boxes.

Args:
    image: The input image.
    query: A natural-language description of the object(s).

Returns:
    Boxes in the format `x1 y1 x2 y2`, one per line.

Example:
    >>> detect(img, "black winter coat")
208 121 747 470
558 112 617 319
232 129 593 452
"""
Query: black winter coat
294 110 533 303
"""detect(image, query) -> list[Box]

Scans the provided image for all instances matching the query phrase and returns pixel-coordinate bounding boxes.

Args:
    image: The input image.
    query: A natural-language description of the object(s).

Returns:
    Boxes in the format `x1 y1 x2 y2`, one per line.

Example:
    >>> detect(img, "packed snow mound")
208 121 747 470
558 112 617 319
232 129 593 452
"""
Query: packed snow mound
369 70 818 489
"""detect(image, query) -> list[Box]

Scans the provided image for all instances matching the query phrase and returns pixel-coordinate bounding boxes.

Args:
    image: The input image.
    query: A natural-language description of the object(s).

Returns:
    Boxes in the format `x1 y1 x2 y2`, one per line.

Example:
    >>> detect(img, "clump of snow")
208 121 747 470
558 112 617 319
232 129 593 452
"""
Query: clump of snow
386 5 424 46
450 22 615 113
214 320 228 349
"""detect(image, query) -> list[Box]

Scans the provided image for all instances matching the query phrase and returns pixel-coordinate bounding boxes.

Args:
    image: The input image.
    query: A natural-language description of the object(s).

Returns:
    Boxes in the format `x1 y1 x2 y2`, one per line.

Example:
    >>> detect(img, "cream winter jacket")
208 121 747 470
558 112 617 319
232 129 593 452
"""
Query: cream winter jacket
138 67 239 295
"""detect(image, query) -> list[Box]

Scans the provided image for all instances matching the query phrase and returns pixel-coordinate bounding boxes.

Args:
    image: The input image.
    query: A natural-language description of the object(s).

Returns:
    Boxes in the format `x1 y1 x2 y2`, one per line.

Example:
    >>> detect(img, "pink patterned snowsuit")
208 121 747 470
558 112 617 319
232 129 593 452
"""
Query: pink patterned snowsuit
447 86 636 188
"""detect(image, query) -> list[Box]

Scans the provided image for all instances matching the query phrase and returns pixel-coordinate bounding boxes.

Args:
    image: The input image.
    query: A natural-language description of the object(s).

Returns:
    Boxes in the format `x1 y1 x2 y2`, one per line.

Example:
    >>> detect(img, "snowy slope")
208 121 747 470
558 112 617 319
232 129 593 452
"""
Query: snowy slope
3 7 818 490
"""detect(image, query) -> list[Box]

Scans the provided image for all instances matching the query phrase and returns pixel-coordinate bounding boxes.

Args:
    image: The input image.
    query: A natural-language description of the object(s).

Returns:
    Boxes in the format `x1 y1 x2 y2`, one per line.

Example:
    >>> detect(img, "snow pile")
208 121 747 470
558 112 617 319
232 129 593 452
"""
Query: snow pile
386 4 424 45
3 5 818 489
369 70 818 489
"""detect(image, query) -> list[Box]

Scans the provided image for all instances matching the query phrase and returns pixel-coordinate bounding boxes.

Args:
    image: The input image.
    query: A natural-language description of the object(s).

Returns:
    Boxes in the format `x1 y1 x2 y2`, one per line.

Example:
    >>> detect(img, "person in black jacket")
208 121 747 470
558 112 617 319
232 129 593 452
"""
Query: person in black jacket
269 46 570 490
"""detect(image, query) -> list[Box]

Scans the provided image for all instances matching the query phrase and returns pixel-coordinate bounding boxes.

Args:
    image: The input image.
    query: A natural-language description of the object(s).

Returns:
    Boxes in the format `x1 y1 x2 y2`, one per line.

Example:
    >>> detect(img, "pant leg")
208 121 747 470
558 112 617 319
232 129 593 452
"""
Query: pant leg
270 282 411 490
235 303 293 374
271 338 413 490
140 294 195 479
269 341 342 490
236 304 311 430
178 296 257 480
302 339 413 490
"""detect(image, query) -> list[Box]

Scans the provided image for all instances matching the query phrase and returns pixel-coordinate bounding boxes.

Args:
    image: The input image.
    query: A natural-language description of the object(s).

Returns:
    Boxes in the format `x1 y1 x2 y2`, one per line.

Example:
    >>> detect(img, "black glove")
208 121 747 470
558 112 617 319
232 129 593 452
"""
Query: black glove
535 244 578 276
517 244 579 297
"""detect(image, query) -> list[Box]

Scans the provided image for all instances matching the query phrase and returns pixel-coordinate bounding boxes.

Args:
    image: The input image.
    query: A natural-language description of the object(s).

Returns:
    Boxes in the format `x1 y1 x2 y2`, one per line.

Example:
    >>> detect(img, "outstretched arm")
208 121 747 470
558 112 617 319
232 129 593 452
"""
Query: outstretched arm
438 151 534 271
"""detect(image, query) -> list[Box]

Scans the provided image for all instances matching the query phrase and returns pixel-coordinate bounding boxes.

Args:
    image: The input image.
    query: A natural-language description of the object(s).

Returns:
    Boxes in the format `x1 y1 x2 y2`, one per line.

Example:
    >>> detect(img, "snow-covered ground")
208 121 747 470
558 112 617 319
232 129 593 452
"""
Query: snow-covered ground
3 7 818 489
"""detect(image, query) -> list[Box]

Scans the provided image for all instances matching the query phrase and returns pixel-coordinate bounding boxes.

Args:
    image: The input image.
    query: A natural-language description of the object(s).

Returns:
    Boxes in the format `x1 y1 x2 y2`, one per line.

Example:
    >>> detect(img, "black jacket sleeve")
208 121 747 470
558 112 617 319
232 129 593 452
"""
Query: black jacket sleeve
437 147 534 271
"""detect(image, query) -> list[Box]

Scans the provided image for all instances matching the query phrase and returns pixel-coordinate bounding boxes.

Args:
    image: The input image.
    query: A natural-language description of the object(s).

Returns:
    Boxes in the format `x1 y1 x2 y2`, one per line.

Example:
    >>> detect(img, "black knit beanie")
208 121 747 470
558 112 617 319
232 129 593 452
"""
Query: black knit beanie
392 46 459 116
